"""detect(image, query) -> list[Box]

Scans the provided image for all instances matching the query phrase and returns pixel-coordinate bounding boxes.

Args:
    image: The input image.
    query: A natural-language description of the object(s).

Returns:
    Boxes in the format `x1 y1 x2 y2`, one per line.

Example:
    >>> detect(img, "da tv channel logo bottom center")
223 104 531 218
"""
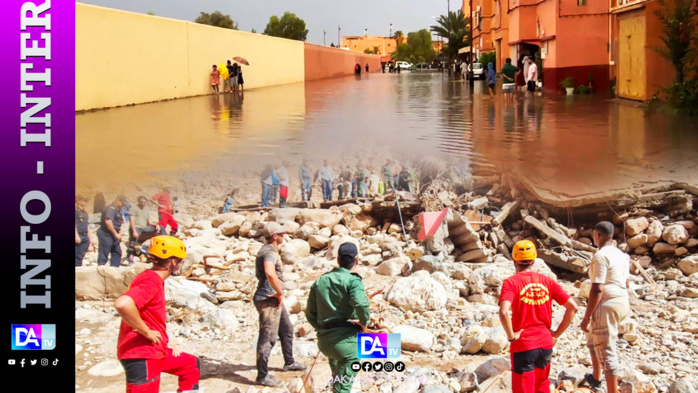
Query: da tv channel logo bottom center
11 324 56 350
354 333 404 373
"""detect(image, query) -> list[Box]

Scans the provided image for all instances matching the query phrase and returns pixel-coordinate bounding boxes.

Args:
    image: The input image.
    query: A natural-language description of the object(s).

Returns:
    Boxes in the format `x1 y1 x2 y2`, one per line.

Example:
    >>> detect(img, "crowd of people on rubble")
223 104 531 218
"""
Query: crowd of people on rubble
107 219 628 393
75 186 179 267
257 158 416 208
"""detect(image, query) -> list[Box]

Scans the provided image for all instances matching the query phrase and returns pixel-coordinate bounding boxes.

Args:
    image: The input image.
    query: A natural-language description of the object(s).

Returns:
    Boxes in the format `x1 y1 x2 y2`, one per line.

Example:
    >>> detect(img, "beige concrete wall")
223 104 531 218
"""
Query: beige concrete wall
76 3 305 111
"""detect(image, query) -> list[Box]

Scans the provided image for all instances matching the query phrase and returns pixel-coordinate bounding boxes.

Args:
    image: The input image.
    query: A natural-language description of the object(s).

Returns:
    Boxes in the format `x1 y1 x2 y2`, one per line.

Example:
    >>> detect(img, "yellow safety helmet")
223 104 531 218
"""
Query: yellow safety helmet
148 236 187 260
512 240 537 263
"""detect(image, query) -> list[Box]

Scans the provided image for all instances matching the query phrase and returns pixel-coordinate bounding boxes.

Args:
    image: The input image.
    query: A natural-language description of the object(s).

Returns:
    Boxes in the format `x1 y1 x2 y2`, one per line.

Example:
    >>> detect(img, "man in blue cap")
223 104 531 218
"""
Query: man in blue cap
306 242 371 393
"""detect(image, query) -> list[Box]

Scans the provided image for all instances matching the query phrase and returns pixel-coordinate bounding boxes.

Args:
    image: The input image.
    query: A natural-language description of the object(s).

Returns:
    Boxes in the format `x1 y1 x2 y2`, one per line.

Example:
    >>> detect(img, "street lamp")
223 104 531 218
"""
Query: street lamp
338 25 341 48
390 23 393 38
324 30 326 46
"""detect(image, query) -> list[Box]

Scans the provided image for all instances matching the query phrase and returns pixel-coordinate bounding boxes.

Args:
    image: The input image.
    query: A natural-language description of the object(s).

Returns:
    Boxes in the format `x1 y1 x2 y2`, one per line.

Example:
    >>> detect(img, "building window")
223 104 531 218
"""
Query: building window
578 0 586 4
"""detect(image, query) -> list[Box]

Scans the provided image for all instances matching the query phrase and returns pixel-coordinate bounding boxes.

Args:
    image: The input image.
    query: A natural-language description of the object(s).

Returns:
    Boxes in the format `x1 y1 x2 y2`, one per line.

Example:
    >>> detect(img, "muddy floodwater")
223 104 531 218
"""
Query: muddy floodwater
76 72 698 198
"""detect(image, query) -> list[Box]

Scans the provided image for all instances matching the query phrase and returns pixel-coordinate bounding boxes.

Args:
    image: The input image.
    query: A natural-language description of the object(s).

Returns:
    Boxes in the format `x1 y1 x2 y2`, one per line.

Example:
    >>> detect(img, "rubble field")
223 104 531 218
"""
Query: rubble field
75 160 698 393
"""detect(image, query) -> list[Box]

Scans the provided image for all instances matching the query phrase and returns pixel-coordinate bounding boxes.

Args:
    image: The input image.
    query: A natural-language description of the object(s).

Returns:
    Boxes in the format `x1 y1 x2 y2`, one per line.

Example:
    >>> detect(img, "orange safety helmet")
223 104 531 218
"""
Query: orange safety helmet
148 236 187 260
512 240 537 263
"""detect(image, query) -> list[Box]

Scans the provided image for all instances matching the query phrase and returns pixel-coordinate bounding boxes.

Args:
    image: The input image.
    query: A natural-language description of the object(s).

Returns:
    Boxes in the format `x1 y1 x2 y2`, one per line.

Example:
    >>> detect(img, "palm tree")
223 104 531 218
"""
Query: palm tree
393 30 405 45
430 10 471 61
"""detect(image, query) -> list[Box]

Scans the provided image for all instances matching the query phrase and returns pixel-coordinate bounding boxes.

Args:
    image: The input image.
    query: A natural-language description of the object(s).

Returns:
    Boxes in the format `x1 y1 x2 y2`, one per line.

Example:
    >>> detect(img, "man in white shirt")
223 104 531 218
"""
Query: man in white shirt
525 57 538 94
580 221 630 393
316 160 336 202
277 161 290 208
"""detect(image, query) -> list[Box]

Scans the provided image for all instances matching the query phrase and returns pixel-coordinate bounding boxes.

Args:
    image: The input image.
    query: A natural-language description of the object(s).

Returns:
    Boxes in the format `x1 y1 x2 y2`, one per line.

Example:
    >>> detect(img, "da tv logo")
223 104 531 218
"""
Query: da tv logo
11 325 56 350
357 333 401 359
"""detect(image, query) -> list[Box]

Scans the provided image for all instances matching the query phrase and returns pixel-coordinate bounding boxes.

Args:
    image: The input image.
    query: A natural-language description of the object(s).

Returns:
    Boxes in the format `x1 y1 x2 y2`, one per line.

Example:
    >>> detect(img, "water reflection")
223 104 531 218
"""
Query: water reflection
76 73 698 196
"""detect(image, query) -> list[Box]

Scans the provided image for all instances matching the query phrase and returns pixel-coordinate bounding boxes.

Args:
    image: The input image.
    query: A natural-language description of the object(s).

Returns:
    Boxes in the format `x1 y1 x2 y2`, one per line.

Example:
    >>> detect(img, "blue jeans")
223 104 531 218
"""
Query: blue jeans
301 178 312 201
322 180 333 201
351 179 357 198
262 183 272 207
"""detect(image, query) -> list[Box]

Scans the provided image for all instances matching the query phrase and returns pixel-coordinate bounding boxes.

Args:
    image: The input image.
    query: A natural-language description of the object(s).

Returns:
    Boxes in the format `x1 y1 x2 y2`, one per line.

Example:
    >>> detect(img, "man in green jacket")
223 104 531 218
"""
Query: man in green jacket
306 243 370 393
381 159 394 191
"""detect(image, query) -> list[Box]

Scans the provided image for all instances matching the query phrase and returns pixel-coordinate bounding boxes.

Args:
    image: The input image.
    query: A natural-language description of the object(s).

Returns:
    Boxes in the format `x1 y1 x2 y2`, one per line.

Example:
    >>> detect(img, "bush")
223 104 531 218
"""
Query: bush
666 79 698 115
560 77 574 89
479 51 496 70
576 85 591 94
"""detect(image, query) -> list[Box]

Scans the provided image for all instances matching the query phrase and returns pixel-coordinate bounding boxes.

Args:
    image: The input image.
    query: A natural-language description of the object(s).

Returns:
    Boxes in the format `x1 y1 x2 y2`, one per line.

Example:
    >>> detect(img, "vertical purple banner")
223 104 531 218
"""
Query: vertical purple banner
0 0 75 387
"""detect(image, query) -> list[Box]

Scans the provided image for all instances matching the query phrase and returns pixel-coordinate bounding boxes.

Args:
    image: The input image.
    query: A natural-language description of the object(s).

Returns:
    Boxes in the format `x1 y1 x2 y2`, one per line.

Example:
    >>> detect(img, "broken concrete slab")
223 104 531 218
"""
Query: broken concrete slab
524 215 571 247
538 248 590 274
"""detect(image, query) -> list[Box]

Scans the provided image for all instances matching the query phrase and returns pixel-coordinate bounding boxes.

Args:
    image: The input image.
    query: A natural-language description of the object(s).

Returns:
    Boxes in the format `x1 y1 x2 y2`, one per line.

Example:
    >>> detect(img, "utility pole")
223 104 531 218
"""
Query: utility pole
338 25 341 48
324 30 326 46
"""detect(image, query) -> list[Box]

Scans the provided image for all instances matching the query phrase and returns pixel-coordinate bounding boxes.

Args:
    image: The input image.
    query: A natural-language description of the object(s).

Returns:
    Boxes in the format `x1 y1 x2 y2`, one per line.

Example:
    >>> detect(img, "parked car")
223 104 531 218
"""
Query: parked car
395 61 412 71
466 63 485 79
414 63 432 71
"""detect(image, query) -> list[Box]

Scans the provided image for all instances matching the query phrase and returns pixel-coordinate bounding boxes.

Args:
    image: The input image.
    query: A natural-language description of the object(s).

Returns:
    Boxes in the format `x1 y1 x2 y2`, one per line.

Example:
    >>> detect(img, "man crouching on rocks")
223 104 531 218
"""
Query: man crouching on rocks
306 242 371 393
499 240 578 393
253 222 307 387
114 236 201 393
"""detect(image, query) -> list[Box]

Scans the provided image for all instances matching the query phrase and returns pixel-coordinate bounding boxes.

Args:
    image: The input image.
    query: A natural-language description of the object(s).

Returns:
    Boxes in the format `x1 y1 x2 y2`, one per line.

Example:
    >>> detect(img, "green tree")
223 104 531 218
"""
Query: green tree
391 43 412 61
430 10 471 61
195 11 238 30
406 29 436 63
263 12 309 41
364 48 374 54
654 0 697 84
251 28 257 34
330 43 336 47
393 30 405 45
146 11 155 16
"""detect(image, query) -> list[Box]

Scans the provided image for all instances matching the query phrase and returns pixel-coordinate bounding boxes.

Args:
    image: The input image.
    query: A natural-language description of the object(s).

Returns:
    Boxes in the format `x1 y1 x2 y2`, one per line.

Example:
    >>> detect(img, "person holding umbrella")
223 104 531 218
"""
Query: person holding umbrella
233 56 249 91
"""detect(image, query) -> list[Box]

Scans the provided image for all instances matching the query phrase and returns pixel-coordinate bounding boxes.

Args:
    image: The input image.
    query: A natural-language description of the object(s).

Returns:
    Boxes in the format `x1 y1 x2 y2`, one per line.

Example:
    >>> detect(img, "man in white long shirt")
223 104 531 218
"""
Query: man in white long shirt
525 57 538 94
316 160 336 202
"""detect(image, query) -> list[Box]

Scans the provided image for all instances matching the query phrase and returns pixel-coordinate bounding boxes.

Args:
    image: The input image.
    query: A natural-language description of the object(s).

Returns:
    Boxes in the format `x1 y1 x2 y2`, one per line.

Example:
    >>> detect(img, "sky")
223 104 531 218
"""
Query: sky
77 0 456 45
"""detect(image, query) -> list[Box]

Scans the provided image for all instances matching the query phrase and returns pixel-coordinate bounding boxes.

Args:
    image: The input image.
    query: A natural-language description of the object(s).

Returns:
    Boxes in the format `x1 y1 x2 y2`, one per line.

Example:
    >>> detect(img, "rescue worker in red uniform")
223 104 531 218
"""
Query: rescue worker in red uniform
498 240 578 393
114 236 200 393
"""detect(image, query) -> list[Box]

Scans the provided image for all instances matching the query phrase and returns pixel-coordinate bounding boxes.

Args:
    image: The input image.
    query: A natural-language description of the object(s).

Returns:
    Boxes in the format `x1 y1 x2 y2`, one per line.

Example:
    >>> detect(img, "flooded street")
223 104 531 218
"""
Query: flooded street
76 72 698 199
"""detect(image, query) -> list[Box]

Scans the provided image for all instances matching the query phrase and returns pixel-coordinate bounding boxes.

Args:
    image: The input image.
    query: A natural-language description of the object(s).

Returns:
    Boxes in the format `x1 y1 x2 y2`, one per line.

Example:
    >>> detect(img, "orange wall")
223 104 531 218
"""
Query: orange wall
555 15 609 68
341 36 397 56
304 43 382 81
644 1 675 99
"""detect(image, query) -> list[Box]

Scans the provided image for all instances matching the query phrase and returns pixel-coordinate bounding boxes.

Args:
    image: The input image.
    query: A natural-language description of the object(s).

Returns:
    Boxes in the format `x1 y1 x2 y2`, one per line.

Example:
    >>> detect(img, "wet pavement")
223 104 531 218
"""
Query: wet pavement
76 72 698 198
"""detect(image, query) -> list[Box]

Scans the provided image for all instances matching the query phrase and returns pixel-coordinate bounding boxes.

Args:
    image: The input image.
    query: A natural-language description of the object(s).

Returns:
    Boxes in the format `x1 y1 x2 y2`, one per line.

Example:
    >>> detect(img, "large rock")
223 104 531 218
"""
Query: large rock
385 271 447 312
348 213 378 232
219 214 247 236
478 373 512 393
294 224 317 240
326 236 361 260
646 220 664 246
626 217 649 237
653 242 677 254
75 264 149 300
333 224 350 236
202 308 240 331
88 359 124 377
474 357 511 383
430 271 453 294
461 325 488 354
558 368 587 387
269 208 301 223
280 239 311 265
376 257 410 276
308 235 330 249
481 327 508 354
663 225 689 245
164 277 216 311
678 255 698 276
212 212 244 227
669 379 697 393
393 325 434 352
297 209 343 228
627 234 649 250
413 255 443 273
301 360 333 393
